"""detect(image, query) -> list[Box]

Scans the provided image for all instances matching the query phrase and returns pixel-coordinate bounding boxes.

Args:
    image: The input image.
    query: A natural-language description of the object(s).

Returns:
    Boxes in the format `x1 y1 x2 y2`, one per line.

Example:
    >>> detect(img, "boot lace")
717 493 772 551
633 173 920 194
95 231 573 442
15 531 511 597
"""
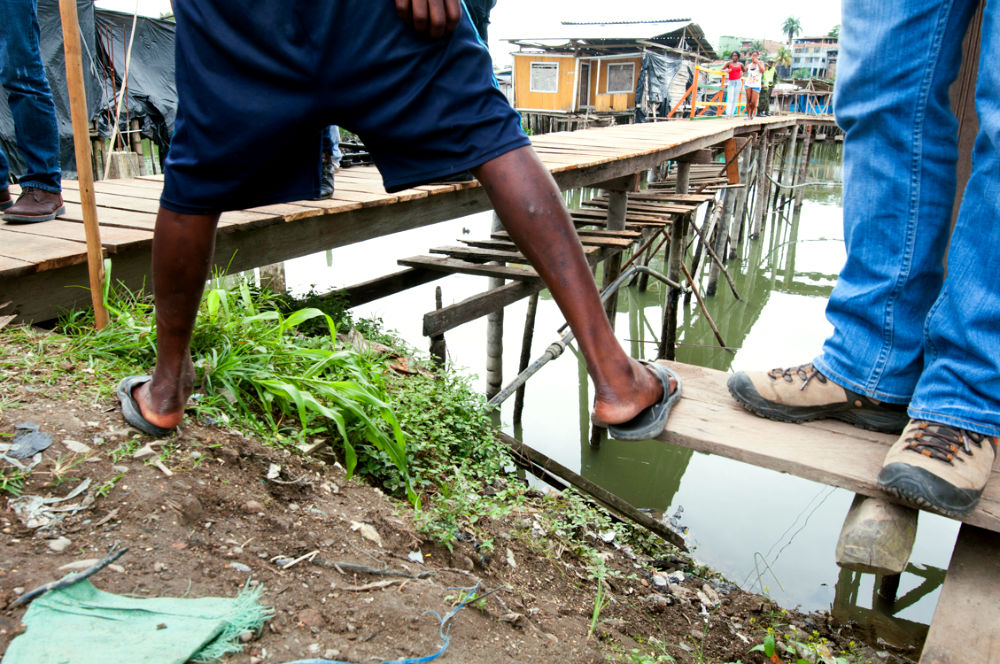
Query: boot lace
767 363 827 391
904 421 998 465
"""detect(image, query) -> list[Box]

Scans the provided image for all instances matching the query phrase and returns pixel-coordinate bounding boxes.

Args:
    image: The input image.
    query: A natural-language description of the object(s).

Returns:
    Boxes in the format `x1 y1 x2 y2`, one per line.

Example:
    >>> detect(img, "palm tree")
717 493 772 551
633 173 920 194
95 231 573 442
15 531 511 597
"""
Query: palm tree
782 17 802 45
774 46 793 77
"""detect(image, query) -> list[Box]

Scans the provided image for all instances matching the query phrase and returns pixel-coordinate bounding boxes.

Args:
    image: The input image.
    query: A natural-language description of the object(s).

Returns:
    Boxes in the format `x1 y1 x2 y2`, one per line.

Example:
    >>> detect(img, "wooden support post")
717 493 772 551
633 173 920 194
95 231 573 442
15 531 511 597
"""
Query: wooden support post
835 495 918 575
58 0 108 329
752 130 773 239
656 213 687 360
675 162 691 194
793 125 815 207
730 138 755 258
485 213 505 399
920 525 1000 663
429 286 447 367
512 292 539 424
776 124 800 212
723 138 744 185
258 262 287 294
707 188 736 296
601 189 628 324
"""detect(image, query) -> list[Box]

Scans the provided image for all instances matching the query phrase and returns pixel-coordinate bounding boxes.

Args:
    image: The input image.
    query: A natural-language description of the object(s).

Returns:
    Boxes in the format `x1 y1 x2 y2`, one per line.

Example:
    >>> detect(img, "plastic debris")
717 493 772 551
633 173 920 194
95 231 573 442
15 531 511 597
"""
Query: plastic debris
350 521 382 547
408 550 425 564
8 478 93 529
8 422 53 459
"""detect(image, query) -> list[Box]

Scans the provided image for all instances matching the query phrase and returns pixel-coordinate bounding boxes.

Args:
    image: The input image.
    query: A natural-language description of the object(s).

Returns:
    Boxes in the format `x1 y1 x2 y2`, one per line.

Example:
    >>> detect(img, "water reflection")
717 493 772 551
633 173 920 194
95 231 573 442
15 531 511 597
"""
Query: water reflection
276 142 957 646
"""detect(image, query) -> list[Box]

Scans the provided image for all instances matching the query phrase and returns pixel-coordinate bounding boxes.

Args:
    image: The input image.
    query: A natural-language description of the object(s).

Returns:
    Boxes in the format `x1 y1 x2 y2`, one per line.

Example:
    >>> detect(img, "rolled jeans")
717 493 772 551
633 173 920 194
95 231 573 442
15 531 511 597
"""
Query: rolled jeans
725 79 741 116
813 0 1000 436
0 0 62 193
320 125 342 166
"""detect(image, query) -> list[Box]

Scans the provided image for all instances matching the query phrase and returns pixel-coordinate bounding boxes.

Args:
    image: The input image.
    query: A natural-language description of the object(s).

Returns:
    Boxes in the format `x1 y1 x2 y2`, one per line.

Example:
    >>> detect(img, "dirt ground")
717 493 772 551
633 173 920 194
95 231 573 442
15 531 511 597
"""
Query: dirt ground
0 372 917 663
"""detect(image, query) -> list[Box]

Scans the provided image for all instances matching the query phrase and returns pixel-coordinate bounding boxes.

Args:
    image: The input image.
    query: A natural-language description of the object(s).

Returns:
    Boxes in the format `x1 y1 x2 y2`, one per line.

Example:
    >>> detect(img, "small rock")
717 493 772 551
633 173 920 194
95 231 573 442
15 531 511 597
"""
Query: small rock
298 608 324 628
250 658 262 664
652 574 667 588
153 562 168 573
349 521 382 547
500 612 523 625
13 587 24 595
505 548 516 569
323 650 341 659
238 630 254 643
230 562 251 573
307 643 321 654
111 465 129 474
243 500 265 513
690 628 704 641
47 536 72 553
266 463 281 480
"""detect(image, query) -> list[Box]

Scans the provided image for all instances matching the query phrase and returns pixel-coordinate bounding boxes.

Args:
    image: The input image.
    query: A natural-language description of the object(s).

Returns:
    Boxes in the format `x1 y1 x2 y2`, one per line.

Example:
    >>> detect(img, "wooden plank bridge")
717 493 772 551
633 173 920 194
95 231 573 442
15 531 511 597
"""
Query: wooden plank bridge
0 114 828 324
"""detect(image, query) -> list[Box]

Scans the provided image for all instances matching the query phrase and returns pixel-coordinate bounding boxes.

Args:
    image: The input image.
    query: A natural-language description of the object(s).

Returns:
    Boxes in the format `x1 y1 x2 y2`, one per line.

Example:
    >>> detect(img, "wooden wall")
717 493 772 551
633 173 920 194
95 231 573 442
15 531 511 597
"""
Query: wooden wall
591 57 641 112
512 54 577 112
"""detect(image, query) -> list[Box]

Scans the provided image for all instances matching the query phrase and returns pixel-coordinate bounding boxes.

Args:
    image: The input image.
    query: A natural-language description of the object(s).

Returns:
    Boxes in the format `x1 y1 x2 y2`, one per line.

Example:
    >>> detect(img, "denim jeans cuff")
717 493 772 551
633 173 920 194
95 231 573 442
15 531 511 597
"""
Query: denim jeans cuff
906 407 1000 439
812 356 912 405
18 181 61 194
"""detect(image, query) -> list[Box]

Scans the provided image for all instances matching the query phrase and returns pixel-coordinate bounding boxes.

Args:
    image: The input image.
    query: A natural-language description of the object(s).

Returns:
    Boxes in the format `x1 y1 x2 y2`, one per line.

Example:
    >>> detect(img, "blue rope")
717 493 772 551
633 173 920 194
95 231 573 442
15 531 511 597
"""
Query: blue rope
281 585 488 664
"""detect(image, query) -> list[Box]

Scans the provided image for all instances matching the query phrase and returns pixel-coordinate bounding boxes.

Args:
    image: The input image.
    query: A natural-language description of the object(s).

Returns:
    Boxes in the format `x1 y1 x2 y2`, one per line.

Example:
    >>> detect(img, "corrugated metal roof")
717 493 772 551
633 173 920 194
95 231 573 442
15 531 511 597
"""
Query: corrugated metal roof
506 19 717 60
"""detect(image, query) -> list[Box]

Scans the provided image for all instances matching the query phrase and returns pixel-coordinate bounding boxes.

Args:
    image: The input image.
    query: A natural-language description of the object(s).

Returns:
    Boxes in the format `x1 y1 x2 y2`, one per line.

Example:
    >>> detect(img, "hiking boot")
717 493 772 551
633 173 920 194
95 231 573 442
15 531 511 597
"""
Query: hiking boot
0 188 11 211
3 186 65 223
878 420 998 517
727 363 909 434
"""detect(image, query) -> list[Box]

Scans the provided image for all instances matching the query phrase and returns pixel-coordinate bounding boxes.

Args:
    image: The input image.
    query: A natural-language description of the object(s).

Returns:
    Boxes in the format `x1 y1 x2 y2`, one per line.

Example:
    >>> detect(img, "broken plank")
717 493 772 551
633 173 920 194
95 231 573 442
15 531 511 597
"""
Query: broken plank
429 245 528 263
398 255 539 280
491 230 635 248
423 279 543 337
330 267 444 308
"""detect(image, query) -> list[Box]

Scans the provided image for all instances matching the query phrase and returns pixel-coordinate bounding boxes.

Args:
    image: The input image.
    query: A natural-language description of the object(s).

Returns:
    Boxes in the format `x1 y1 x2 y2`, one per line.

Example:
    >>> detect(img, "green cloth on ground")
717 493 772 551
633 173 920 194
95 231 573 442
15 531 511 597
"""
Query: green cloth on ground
2 579 272 664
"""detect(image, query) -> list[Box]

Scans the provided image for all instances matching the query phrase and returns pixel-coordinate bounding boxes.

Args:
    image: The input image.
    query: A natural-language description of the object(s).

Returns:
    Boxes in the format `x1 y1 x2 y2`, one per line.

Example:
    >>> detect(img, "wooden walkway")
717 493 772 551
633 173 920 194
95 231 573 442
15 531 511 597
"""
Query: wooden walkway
0 115 830 323
658 361 1000 664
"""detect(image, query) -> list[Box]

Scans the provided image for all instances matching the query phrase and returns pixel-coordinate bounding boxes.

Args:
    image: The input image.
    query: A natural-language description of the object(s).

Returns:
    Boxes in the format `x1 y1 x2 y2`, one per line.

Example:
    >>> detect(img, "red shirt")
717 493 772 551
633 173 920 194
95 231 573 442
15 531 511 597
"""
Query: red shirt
728 63 742 80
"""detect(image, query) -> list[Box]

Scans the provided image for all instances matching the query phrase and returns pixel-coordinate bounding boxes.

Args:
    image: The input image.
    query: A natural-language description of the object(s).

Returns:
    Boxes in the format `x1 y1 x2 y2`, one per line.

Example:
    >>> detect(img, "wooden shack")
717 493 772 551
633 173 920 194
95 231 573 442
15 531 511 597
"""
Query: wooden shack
507 19 716 133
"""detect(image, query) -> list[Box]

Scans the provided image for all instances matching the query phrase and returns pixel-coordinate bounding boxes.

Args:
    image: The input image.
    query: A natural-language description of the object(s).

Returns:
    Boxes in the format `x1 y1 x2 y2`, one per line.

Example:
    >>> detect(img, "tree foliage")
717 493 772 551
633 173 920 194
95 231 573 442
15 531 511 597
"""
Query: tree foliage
782 16 802 44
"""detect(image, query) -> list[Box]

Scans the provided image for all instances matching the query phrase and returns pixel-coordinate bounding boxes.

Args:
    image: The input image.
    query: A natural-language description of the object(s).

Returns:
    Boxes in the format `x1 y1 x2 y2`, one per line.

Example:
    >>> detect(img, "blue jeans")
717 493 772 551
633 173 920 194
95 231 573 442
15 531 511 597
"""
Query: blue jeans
814 0 1000 436
320 125 342 166
0 0 61 193
725 80 741 116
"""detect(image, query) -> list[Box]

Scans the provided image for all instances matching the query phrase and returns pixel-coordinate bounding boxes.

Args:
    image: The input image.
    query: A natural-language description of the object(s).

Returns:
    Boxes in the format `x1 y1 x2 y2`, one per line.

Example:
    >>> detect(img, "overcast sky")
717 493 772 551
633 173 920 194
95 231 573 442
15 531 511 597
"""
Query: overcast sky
93 0 842 66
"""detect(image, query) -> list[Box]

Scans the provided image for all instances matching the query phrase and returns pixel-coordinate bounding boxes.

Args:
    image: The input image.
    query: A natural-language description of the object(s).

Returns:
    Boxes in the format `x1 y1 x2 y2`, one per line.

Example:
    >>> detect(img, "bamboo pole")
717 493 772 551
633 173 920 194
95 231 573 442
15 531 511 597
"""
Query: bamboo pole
58 0 109 329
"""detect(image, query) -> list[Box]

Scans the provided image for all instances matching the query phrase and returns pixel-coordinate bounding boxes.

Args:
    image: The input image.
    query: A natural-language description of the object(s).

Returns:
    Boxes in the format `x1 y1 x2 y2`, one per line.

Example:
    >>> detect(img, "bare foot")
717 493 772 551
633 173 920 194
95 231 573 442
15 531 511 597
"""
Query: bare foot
133 356 196 429
592 359 676 426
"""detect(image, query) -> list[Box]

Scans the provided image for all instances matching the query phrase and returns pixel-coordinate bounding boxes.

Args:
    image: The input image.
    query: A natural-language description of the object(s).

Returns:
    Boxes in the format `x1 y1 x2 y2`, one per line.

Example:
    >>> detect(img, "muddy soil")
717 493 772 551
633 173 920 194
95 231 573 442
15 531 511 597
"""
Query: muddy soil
0 371 916 663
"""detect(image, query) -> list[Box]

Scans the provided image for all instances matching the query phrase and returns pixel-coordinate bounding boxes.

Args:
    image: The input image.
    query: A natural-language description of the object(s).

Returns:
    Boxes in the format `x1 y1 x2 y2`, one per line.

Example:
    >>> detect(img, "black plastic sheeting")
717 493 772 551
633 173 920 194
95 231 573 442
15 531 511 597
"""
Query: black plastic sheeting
93 9 176 163
0 2 175 182
634 52 693 122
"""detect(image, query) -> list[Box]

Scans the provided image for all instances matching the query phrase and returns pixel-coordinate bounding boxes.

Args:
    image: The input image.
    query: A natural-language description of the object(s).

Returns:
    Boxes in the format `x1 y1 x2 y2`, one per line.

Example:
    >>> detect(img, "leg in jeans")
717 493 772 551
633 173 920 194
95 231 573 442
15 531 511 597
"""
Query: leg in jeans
909 3 1000 436
813 0 980 403
0 0 61 192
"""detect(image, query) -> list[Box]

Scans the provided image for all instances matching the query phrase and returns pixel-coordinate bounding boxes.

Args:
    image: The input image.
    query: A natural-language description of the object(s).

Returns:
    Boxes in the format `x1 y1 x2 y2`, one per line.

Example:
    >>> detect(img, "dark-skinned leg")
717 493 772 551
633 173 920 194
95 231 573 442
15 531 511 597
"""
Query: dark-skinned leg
133 208 220 429
472 146 670 426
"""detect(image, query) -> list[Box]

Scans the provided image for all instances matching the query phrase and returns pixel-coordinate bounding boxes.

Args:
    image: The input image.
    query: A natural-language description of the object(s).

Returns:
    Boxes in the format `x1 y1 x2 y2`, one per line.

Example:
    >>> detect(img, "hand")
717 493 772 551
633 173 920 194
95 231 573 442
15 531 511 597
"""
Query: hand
395 0 463 39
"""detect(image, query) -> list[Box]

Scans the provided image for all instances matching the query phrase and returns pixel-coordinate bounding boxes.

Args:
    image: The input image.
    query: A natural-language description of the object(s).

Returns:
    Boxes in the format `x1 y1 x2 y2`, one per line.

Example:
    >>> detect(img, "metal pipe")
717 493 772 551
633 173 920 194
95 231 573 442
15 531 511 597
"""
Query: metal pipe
488 265 681 407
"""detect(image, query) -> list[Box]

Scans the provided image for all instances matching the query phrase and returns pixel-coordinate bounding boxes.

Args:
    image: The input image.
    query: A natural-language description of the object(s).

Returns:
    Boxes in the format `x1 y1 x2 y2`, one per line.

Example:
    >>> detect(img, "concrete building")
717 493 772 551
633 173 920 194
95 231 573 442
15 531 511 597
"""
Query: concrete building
791 36 839 78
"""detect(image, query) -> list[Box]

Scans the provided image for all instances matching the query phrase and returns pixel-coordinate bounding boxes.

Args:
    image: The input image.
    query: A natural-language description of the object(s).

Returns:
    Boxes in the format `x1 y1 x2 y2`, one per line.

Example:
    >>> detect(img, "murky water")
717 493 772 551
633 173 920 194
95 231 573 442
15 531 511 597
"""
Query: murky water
276 141 956 645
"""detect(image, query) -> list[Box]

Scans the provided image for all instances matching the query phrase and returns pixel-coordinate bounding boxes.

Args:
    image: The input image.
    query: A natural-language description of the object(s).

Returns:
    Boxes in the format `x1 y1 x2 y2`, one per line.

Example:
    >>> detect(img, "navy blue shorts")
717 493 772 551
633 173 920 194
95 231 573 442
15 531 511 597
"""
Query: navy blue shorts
161 0 529 214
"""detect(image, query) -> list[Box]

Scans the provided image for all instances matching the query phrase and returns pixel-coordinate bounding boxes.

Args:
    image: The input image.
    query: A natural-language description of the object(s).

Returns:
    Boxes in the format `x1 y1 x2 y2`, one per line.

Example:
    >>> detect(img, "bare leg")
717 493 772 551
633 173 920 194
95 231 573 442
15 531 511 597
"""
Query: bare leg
134 208 220 428
472 146 670 425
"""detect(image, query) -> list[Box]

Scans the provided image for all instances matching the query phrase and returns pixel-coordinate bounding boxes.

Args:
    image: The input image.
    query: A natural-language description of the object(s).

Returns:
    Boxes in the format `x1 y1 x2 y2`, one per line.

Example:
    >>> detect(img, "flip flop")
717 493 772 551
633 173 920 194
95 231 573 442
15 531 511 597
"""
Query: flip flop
116 376 174 437
607 362 683 441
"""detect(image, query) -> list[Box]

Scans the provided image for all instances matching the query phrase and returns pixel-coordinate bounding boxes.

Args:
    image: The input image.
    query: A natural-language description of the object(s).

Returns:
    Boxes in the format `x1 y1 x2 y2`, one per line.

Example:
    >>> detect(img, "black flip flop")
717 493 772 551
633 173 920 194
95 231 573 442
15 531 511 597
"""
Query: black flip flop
607 362 683 441
116 376 174 437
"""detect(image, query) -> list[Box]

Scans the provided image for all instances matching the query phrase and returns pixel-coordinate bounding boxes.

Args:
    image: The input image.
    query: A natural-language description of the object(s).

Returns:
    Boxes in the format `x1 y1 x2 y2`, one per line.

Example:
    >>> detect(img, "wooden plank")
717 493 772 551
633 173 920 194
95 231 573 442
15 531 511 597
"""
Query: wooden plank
491 230 636 248
59 202 159 231
423 279 544 337
920 524 1000 663
656 361 1000 533
0 255 37 278
332 267 444 308
398 255 539 280
0 229 90 271
429 245 528 263
1 220 151 253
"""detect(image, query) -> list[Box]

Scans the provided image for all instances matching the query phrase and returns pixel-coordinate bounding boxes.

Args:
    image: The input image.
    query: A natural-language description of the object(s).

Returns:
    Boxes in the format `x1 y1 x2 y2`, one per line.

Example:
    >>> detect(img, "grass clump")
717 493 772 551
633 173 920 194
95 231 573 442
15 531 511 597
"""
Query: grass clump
58 275 414 503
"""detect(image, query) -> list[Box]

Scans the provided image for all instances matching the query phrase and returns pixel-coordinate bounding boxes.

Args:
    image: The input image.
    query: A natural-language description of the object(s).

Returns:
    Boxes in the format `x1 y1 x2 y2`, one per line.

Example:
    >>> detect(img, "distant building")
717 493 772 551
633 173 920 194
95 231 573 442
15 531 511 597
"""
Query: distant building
791 36 839 78
506 19 715 118
718 36 783 58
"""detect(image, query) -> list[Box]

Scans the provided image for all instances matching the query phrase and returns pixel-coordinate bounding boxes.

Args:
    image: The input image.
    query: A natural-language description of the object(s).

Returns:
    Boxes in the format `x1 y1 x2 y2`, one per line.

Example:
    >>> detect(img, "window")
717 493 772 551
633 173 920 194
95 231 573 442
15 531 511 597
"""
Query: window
606 62 635 94
529 62 559 93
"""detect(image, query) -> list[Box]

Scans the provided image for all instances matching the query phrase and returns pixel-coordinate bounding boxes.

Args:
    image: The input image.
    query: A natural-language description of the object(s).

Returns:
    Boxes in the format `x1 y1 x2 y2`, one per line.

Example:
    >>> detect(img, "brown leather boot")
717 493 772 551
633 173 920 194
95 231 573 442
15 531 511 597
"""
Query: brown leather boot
3 186 66 223
0 188 11 211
